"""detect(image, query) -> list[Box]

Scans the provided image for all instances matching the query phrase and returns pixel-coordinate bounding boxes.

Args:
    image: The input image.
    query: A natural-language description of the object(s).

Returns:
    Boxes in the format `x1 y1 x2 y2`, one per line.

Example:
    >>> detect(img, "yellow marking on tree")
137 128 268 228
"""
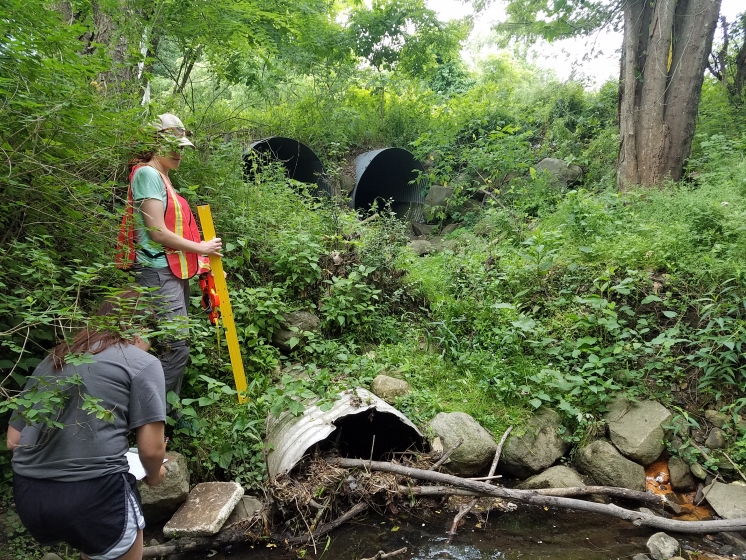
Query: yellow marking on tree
197 205 248 403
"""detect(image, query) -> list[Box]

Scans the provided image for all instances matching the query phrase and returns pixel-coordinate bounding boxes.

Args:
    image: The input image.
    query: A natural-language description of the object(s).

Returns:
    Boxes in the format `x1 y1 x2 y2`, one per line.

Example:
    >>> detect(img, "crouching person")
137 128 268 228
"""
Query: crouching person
6 294 167 560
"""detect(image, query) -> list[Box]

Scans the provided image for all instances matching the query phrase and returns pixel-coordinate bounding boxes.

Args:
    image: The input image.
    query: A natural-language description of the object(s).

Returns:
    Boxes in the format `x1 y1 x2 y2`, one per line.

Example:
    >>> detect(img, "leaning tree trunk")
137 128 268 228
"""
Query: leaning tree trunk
618 0 722 189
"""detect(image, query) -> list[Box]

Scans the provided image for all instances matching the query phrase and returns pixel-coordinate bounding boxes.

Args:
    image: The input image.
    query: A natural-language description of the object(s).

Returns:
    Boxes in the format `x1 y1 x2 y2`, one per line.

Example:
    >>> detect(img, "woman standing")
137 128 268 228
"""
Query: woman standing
117 113 222 397
7 295 168 560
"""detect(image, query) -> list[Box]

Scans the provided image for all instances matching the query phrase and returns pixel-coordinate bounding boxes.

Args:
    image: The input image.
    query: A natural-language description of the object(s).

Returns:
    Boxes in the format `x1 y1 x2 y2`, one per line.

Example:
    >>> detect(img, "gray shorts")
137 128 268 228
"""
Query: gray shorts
133 265 191 396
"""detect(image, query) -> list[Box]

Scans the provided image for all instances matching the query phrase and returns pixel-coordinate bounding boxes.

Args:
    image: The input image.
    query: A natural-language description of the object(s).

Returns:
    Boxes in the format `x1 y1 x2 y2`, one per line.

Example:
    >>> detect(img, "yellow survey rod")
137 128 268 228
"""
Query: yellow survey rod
196 204 248 403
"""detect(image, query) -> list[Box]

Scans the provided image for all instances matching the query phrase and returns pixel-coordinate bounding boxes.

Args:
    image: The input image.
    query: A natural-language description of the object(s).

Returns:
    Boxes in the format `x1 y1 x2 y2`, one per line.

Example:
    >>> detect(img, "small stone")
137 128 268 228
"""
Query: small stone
224 495 263 528
632 555 651 560
705 427 726 450
705 410 728 428
668 456 696 491
370 374 411 402
408 239 434 256
690 462 708 480
646 532 680 560
148 538 160 547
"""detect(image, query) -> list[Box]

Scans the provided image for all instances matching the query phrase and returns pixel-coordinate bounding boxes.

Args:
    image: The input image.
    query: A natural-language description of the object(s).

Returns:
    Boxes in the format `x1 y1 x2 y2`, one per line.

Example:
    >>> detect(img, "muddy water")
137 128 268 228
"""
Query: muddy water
187 506 733 560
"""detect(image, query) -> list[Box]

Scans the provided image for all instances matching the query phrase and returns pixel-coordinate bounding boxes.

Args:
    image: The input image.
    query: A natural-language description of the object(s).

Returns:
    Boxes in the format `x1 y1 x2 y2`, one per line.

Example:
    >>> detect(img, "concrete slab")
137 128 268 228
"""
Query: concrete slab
704 481 746 520
163 482 244 538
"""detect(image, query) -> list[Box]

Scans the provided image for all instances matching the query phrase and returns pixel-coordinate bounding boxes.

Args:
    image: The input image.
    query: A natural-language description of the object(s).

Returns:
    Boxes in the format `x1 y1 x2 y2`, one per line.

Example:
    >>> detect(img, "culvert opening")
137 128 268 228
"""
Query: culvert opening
320 410 425 461
352 148 426 222
243 137 331 197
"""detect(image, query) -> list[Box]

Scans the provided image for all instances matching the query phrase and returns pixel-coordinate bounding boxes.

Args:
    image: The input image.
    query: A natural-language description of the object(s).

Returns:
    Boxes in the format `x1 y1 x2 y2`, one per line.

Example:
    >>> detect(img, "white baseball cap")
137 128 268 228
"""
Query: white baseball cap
155 113 195 147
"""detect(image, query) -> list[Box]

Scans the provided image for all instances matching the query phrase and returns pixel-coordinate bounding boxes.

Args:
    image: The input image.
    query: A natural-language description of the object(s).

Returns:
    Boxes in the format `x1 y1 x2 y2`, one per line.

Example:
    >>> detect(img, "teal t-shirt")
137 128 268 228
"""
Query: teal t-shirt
132 166 169 268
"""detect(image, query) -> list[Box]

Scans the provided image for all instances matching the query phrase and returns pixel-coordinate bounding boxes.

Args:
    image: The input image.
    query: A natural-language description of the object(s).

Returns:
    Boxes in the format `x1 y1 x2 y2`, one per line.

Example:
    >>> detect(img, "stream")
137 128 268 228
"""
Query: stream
173 505 740 560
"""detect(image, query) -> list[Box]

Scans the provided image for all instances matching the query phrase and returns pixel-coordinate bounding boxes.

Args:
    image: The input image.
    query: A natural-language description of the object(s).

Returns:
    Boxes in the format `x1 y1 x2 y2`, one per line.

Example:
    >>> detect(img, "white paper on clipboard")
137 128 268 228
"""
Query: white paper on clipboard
126 447 168 480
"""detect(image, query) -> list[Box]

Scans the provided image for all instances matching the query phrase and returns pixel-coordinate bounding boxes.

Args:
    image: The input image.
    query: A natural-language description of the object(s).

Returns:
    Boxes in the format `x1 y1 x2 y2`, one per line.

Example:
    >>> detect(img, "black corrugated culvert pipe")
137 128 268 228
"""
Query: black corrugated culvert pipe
243 137 331 197
351 148 426 222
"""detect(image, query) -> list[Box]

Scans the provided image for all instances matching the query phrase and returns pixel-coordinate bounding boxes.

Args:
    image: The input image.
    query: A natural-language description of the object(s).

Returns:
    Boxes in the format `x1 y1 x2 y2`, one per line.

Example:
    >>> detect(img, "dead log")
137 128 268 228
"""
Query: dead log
335 458 746 534
429 438 463 471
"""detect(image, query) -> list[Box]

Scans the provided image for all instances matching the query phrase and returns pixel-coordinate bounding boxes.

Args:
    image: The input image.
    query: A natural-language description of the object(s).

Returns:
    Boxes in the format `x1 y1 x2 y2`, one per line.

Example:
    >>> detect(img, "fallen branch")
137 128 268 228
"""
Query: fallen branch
395 484 666 507
448 426 512 539
280 502 369 545
360 546 408 560
429 438 463 471
334 458 746 534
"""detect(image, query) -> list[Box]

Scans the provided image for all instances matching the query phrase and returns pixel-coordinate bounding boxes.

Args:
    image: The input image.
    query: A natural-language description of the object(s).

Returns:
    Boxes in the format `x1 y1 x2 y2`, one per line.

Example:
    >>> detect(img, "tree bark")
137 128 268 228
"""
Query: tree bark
734 15 746 99
618 0 722 188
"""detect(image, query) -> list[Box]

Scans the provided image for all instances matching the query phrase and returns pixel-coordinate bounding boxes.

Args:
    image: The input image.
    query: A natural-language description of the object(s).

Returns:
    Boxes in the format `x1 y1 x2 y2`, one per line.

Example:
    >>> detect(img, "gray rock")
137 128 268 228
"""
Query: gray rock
703 481 746 519
424 185 454 209
441 223 461 235
705 427 726 449
272 311 321 353
501 409 570 478
411 222 437 236
575 439 645 490
370 374 411 402
667 456 696 492
340 172 355 194
632 555 651 560
429 412 497 476
164 482 244 538
646 532 680 560
721 532 746 555
138 451 190 523
517 465 585 490
408 240 435 256
705 409 728 428
224 495 264 528
690 462 708 480
535 158 583 188
605 399 672 465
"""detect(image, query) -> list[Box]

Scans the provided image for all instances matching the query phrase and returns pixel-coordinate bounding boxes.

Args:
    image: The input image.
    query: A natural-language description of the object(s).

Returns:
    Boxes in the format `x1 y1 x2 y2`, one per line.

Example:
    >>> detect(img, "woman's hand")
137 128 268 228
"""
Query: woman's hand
144 465 167 487
199 238 222 256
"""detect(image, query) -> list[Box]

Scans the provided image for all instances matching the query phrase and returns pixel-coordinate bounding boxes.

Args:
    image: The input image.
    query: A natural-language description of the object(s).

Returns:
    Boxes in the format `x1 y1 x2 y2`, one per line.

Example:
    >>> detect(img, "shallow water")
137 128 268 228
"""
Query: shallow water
180 504 738 560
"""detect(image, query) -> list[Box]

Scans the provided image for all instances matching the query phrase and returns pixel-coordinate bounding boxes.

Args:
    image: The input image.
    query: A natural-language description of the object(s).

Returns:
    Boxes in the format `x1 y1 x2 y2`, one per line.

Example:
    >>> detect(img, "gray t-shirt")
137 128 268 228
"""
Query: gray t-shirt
10 343 166 482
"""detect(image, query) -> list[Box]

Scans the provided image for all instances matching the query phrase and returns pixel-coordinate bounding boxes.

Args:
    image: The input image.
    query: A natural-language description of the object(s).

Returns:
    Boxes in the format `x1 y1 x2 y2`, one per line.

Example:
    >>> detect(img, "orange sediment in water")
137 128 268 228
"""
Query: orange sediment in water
645 457 713 521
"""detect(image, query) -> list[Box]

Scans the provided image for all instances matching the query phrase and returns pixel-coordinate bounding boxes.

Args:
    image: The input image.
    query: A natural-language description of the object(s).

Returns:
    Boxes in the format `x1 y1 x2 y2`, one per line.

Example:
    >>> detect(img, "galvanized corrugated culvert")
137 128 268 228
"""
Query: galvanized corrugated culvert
351 148 426 223
265 388 425 477
243 137 331 197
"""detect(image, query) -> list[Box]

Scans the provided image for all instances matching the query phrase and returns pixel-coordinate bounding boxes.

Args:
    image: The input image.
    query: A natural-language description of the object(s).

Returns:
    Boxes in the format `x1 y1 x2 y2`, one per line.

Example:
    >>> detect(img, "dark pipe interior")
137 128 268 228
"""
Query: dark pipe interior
244 137 330 196
316 410 425 461
352 148 425 222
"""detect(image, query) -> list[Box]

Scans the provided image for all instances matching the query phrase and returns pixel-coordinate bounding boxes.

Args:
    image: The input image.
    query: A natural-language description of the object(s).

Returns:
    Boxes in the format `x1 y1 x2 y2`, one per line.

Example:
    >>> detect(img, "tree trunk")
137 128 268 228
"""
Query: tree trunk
734 15 746 99
618 0 722 188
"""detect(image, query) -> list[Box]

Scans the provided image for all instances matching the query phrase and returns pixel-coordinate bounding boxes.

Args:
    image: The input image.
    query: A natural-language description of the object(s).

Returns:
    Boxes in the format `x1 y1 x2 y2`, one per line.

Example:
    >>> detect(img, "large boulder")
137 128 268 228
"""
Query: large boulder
703 481 746 519
370 374 411 403
575 439 645 490
424 185 454 210
646 532 680 560
500 409 570 478
535 158 583 188
137 451 190 523
517 465 586 490
272 311 321 353
429 412 497 476
604 399 672 465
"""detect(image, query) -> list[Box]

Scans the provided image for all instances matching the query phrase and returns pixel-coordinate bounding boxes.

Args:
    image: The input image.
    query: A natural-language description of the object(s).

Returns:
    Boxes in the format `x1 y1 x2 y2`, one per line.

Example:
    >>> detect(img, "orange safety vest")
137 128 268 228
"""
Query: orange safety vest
116 165 210 279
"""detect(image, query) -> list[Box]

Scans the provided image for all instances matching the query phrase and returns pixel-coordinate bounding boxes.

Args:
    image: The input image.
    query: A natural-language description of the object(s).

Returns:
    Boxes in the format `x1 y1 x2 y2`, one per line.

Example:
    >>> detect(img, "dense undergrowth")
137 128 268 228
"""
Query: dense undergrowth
2 6 746 557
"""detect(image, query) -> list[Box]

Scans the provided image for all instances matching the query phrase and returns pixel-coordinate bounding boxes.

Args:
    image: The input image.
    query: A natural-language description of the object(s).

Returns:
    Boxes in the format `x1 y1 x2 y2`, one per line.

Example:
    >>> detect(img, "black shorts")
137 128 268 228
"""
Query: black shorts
13 472 145 560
